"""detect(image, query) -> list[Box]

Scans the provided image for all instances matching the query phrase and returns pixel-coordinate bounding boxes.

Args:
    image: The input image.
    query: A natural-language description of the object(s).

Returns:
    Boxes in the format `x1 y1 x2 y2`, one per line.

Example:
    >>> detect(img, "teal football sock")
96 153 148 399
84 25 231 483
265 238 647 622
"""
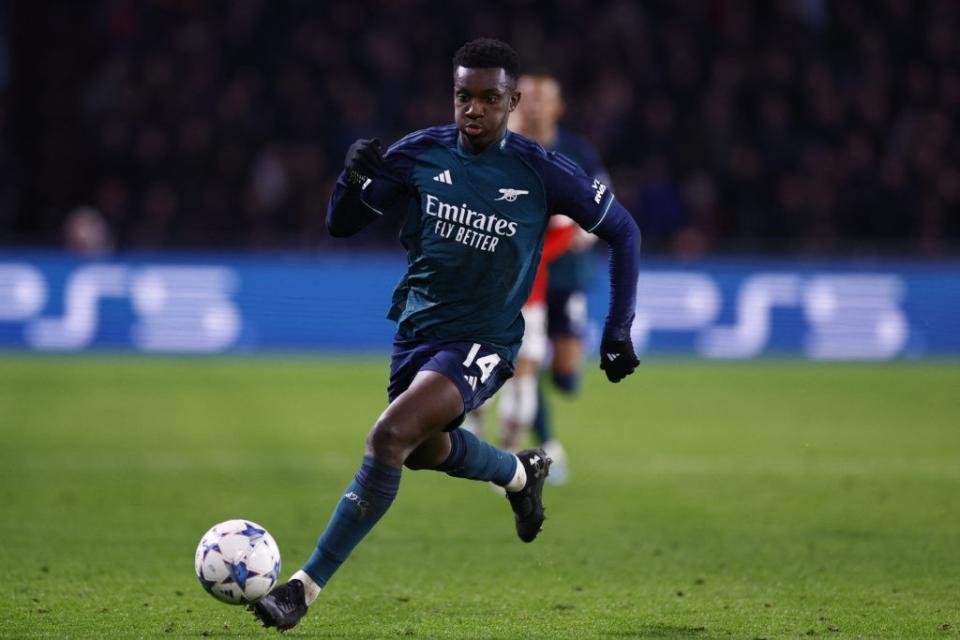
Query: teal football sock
303 457 400 587
436 427 518 486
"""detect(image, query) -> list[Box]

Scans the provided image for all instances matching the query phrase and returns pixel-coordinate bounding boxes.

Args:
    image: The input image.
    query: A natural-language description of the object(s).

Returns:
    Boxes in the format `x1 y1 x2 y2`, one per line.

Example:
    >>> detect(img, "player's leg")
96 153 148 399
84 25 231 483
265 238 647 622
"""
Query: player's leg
551 335 584 392
411 416 550 543
253 338 552 630
304 371 461 582
543 332 583 485
534 289 588 485
497 357 539 450
404 426 523 485
531 373 551 444
252 370 464 630
407 340 552 543
401 418 550 546
533 290 568 446
390 338 542 491
548 290 588 395
498 304 547 451
400 342 529 489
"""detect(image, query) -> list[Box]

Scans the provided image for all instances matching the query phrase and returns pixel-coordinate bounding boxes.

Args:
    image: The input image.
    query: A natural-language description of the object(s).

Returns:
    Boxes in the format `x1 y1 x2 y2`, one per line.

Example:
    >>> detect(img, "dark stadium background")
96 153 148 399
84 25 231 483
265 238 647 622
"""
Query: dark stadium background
2 0 957 256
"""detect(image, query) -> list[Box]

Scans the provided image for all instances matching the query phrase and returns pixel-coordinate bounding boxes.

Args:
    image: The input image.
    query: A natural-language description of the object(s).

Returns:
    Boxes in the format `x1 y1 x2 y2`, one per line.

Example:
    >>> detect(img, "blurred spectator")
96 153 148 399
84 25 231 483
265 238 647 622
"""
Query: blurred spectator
2 0 958 256
63 205 114 256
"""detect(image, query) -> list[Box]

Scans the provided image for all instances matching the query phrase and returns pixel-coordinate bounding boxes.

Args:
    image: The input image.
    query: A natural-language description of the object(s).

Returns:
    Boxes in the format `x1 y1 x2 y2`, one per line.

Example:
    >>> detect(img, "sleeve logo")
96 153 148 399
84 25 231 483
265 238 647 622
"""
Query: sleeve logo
592 179 608 204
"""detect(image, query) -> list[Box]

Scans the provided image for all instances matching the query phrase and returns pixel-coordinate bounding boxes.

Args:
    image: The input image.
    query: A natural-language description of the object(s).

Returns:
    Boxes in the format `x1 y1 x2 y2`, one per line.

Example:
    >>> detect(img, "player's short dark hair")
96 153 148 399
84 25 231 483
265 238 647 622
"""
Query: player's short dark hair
452 38 520 82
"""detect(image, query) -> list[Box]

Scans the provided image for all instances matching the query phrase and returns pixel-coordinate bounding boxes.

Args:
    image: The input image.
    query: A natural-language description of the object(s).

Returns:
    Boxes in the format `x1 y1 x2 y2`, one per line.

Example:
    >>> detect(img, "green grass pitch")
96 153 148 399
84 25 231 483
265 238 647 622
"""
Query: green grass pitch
1 357 958 639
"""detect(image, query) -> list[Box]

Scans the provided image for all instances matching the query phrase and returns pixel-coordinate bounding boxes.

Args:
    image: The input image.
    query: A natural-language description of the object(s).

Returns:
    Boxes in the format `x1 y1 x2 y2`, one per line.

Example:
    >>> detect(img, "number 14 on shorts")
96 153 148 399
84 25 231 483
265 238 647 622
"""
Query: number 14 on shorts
462 343 501 389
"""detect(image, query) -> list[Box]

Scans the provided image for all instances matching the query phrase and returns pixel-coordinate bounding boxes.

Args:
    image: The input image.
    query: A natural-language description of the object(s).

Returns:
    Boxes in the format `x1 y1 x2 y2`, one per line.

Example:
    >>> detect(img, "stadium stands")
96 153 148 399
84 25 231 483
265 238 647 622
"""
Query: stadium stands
2 0 958 255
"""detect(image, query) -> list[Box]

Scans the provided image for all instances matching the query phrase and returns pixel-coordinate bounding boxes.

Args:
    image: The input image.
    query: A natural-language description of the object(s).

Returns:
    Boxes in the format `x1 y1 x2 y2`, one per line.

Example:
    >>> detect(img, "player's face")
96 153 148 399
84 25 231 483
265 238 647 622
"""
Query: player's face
454 66 520 153
514 76 563 129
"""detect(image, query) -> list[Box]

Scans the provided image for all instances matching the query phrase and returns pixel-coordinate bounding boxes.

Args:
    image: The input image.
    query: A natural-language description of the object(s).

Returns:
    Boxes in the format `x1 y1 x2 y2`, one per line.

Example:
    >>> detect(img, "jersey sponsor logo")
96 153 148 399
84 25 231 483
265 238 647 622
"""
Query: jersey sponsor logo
495 188 529 202
423 194 518 253
432 169 453 184
424 195 518 237
592 178 607 204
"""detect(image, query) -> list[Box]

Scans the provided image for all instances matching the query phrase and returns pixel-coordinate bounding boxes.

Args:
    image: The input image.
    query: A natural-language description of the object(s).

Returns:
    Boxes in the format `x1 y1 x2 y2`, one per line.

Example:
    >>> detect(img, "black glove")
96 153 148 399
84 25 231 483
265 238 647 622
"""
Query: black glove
600 331 639 383
344 138 383 184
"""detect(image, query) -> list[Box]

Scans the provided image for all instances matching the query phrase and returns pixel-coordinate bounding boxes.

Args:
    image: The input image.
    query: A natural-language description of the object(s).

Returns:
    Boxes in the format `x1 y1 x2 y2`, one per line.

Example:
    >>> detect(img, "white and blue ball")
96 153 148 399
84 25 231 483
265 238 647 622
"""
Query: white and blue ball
194 519 281 605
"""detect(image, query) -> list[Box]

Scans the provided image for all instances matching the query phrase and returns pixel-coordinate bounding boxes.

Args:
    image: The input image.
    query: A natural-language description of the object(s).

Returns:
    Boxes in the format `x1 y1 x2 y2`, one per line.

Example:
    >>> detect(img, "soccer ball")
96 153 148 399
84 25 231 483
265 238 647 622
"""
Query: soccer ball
194 519 281 605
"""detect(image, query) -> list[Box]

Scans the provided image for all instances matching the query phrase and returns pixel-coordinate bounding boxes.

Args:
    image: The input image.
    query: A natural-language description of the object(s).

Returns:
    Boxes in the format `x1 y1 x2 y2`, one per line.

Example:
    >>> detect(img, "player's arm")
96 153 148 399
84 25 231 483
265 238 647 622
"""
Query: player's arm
584 198 640 383
541 154 640 383
326 138 407 237
573 141 610 250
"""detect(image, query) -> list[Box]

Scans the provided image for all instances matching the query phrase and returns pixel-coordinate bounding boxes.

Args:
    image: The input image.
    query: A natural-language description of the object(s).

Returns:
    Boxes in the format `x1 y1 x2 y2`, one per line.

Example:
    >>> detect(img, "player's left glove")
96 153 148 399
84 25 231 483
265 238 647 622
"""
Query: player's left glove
600 329 639 383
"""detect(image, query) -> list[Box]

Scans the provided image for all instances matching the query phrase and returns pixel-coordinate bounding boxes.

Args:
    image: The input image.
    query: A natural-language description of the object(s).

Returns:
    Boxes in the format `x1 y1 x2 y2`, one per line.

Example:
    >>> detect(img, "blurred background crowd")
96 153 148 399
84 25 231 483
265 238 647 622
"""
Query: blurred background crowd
1 0 957 255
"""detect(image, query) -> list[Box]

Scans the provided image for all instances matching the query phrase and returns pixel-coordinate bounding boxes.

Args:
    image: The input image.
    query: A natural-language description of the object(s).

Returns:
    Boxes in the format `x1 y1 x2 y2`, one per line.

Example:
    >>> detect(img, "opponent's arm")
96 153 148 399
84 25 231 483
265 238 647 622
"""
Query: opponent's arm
540 221 577 264
326 138 391 238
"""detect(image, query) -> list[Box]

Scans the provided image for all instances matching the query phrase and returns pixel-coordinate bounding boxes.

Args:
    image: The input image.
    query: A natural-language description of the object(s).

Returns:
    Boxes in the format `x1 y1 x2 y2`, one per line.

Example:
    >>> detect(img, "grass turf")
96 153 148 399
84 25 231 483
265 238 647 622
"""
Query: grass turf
0 357 958 639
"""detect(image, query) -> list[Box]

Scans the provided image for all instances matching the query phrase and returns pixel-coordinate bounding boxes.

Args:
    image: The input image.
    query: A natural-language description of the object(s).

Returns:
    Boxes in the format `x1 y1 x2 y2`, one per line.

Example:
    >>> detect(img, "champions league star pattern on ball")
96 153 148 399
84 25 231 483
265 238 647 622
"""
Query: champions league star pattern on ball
194 519 281 605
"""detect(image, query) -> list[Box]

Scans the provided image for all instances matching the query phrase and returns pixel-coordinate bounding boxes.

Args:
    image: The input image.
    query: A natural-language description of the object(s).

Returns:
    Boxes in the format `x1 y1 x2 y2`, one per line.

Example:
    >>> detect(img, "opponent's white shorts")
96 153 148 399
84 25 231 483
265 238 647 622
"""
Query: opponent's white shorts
518 303 548 365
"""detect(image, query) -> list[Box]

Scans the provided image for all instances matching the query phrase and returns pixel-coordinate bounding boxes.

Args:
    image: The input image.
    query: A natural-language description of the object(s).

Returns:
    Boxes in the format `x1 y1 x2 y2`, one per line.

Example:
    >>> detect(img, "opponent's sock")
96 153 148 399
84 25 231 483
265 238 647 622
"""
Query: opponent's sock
532 378 552 444
302 456 400 588
291 569 322 606
497 378 517 424
436 427 520 487
514 374 539 427
551 370 580 394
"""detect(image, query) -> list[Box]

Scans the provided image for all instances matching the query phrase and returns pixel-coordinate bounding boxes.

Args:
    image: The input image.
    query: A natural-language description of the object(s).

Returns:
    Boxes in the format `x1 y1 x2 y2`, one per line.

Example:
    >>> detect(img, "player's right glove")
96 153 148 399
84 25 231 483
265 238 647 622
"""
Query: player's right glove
600 329 640 383
344 138 383 185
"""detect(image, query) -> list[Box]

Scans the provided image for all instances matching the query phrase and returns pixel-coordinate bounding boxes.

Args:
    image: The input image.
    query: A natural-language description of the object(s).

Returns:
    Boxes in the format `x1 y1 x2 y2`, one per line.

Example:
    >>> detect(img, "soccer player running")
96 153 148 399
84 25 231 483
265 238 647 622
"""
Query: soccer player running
251 39 640 632
507 72 613 484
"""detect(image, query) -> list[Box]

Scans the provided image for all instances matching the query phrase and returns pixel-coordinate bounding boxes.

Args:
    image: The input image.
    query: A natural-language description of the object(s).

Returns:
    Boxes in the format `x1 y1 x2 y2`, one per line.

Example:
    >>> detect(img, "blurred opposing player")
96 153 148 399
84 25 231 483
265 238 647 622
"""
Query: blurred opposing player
507 72 613 484
497 215 575 450
251 39 640 632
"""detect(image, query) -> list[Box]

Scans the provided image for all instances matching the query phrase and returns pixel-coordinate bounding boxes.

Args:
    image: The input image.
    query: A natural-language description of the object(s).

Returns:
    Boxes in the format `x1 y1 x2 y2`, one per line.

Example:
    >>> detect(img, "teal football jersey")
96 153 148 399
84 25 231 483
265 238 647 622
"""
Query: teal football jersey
341 125 617 363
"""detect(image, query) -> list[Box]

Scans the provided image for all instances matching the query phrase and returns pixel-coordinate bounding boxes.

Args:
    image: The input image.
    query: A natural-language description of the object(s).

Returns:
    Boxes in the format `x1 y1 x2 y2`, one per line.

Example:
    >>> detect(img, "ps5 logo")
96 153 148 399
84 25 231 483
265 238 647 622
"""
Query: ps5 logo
0 263 241 352
0 262 921 359
631 272 909 360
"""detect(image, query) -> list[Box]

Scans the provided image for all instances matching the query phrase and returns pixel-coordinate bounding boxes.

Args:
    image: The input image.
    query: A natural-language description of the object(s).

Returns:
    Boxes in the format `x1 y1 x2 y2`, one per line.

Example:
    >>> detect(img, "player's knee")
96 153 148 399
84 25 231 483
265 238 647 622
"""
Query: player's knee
367 418 410 464
551 370 580 394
